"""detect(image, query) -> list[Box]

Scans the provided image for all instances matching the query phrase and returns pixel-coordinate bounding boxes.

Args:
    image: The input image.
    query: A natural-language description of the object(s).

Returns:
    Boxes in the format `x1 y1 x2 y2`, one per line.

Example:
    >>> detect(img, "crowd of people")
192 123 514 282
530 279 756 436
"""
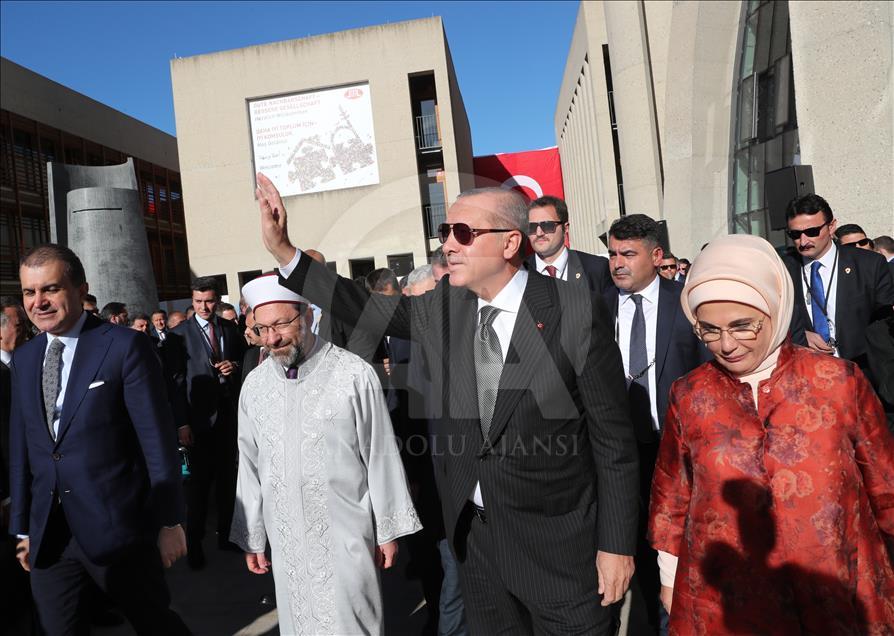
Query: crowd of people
1 180 892 635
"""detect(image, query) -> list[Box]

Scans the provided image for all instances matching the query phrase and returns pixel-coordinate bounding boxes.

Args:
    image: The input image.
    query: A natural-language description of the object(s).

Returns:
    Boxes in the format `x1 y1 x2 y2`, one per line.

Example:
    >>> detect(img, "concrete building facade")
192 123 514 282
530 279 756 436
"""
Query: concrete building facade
555 0 893 258
1 57 191 301
171 17 474 296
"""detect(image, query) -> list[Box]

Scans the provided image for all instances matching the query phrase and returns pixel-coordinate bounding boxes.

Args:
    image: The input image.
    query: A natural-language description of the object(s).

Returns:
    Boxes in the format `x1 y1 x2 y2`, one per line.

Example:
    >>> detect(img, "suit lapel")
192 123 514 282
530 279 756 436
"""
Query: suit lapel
604 286 619 321
835 247 854 314
55 316 111 445
447 287 479 421
566 249 587 290
485 275 559 449
24 333 49 434
220 319 232 359
190 316 210 356
654 279 675 381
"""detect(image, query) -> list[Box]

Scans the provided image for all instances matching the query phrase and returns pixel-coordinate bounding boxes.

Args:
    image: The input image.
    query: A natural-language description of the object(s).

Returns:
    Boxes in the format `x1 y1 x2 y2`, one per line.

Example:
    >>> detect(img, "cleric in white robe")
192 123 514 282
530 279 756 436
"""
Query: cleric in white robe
231 274 422 636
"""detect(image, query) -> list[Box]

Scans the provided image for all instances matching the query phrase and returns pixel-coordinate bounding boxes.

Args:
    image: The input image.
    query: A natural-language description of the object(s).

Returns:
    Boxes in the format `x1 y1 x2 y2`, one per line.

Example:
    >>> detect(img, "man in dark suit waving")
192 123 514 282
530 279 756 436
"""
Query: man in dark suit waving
166 276 245 568
256 173 638 634
783 194 894 369
9 244 189 634
526 195 613 295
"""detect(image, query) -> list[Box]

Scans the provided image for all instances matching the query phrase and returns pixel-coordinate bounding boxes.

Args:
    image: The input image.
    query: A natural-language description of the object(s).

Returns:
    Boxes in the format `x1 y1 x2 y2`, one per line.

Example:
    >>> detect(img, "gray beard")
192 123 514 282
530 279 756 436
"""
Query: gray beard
270 343 305 369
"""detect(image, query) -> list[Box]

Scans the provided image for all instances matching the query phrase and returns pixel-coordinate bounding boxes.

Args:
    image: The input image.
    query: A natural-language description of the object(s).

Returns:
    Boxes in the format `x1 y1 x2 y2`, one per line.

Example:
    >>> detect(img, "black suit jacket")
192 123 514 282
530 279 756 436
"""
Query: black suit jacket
866 316 894 433
526 248 613 296
603 277 712 444
165 316 245 434
282 253 638 601
785 245 894 365
0 361 9 502
9 315 183 565
387 336 446 539
241 345 266 384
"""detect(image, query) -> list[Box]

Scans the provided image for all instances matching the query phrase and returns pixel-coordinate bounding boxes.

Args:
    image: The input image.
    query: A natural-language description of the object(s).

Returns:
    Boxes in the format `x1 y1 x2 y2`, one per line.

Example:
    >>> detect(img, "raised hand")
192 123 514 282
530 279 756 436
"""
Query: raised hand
256 172 297 266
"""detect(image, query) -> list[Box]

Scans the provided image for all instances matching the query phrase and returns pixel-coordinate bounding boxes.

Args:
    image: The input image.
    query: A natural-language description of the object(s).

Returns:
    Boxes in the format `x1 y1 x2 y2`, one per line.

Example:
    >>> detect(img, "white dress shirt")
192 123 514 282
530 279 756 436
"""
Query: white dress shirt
800 242 838 348
472 268 528 506
194 313 225 354
1 349 11 366
534 246 570 281
44 310 89 439
616 274 660 430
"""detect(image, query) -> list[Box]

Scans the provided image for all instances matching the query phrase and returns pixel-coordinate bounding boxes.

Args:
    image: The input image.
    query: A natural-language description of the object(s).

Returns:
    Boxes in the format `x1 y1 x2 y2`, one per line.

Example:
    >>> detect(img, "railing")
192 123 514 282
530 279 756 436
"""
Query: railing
415 114 441 151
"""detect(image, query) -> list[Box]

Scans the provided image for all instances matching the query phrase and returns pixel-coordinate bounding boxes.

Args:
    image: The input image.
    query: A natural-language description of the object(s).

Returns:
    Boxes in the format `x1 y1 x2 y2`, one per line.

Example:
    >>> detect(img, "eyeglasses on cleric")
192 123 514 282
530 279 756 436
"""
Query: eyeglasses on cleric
437 223 514 246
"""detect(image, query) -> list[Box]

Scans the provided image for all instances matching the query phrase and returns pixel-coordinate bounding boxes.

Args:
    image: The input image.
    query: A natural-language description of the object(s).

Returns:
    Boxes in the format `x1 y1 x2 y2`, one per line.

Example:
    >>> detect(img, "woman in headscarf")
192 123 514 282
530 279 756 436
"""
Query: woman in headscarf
649 235 894 635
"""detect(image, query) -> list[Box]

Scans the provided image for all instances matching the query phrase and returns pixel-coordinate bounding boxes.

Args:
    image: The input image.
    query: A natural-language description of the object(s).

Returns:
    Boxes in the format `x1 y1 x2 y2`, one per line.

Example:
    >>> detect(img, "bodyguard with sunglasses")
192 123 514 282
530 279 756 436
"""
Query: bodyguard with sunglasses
256 173 639 635
783 193 894 367
525 195 614 295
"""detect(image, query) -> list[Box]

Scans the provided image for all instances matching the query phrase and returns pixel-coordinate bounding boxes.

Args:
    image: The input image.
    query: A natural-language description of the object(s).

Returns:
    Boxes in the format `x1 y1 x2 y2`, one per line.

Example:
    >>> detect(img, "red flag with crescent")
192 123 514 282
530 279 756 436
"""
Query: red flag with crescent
473 147 565 201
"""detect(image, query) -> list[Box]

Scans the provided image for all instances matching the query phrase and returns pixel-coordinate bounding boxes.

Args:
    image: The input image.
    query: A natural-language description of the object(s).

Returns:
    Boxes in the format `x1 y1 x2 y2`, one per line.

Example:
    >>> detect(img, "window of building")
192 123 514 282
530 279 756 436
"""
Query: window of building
730 0 799 247
349 258 375 280
387 253 415 277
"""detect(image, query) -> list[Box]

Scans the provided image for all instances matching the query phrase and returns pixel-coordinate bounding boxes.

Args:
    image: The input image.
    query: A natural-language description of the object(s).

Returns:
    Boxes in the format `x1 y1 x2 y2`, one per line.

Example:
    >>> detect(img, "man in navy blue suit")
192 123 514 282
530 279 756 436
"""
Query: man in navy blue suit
525 195 613 295
165 276 245 568
9 244 189 634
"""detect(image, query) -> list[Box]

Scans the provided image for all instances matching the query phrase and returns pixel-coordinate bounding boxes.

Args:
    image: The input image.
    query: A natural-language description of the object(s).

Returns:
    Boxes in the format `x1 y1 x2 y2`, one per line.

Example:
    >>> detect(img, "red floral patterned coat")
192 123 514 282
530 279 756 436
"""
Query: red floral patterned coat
649 343 894 635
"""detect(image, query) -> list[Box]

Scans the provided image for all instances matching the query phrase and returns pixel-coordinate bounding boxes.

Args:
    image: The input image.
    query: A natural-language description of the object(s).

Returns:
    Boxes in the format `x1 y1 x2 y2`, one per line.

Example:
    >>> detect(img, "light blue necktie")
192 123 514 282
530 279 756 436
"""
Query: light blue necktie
810 261 830 342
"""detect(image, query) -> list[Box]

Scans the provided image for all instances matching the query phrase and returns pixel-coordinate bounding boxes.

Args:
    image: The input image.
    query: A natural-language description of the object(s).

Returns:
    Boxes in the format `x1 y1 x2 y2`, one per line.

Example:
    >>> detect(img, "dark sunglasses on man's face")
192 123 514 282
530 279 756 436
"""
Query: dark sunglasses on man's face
437 222 513 246
659 264 677 271
786 222 828 240
527 221 562 235
848 237 871 247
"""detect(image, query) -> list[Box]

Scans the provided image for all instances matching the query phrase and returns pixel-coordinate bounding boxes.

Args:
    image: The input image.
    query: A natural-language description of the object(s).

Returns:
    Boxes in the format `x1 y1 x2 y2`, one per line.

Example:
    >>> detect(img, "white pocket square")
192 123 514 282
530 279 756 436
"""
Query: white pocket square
88 381 105 389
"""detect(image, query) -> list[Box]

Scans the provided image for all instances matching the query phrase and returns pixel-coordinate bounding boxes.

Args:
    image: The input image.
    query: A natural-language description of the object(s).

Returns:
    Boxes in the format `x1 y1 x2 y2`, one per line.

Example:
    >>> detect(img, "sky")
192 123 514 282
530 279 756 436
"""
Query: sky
0 0 579 156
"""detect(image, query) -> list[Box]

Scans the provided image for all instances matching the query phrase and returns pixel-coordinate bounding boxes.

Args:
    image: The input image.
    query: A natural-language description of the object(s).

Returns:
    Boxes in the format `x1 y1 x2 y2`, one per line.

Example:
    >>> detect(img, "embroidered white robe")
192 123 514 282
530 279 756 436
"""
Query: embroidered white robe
231 339 422 635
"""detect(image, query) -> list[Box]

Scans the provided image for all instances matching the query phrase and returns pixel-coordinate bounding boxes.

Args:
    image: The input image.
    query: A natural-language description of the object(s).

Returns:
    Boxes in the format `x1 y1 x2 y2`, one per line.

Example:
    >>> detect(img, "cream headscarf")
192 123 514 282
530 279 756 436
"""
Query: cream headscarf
681 235 794 379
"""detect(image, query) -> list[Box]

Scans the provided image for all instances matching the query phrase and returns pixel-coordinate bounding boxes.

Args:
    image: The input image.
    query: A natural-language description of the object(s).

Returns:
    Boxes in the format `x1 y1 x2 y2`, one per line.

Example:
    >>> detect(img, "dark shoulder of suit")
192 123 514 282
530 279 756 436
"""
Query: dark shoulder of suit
242 346 263 383
571 249 612 295
844 245 894 307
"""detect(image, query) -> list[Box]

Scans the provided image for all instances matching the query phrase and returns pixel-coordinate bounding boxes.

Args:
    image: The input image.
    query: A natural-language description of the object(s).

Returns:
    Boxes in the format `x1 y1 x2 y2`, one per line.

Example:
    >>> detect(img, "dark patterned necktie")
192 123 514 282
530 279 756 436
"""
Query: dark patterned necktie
207 320 220 358
43 338 65 440
628 294 653 436
545 265 558 277
474 306 503 440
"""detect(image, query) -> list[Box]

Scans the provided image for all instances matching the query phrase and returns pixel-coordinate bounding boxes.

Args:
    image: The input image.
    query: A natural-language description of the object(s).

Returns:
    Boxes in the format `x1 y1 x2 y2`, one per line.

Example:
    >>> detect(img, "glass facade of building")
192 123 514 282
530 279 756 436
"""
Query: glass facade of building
730 0 800 247
1 108 191 299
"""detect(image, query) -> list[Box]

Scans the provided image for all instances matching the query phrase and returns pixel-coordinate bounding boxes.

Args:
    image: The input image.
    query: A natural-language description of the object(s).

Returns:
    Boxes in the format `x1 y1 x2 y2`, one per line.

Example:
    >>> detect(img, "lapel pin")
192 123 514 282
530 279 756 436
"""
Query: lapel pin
575 272 582 279
536 322 544 330
844 267 852 274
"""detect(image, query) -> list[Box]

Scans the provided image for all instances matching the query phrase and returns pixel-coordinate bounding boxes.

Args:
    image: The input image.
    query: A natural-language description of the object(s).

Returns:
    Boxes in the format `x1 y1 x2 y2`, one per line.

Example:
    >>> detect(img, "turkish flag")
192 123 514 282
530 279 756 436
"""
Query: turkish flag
473 147 564 201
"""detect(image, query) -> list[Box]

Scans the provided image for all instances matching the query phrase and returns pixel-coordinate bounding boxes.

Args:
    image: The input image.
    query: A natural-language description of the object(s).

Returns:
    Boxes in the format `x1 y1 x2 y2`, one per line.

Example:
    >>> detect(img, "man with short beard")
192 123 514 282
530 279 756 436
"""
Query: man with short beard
231 274 420 635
